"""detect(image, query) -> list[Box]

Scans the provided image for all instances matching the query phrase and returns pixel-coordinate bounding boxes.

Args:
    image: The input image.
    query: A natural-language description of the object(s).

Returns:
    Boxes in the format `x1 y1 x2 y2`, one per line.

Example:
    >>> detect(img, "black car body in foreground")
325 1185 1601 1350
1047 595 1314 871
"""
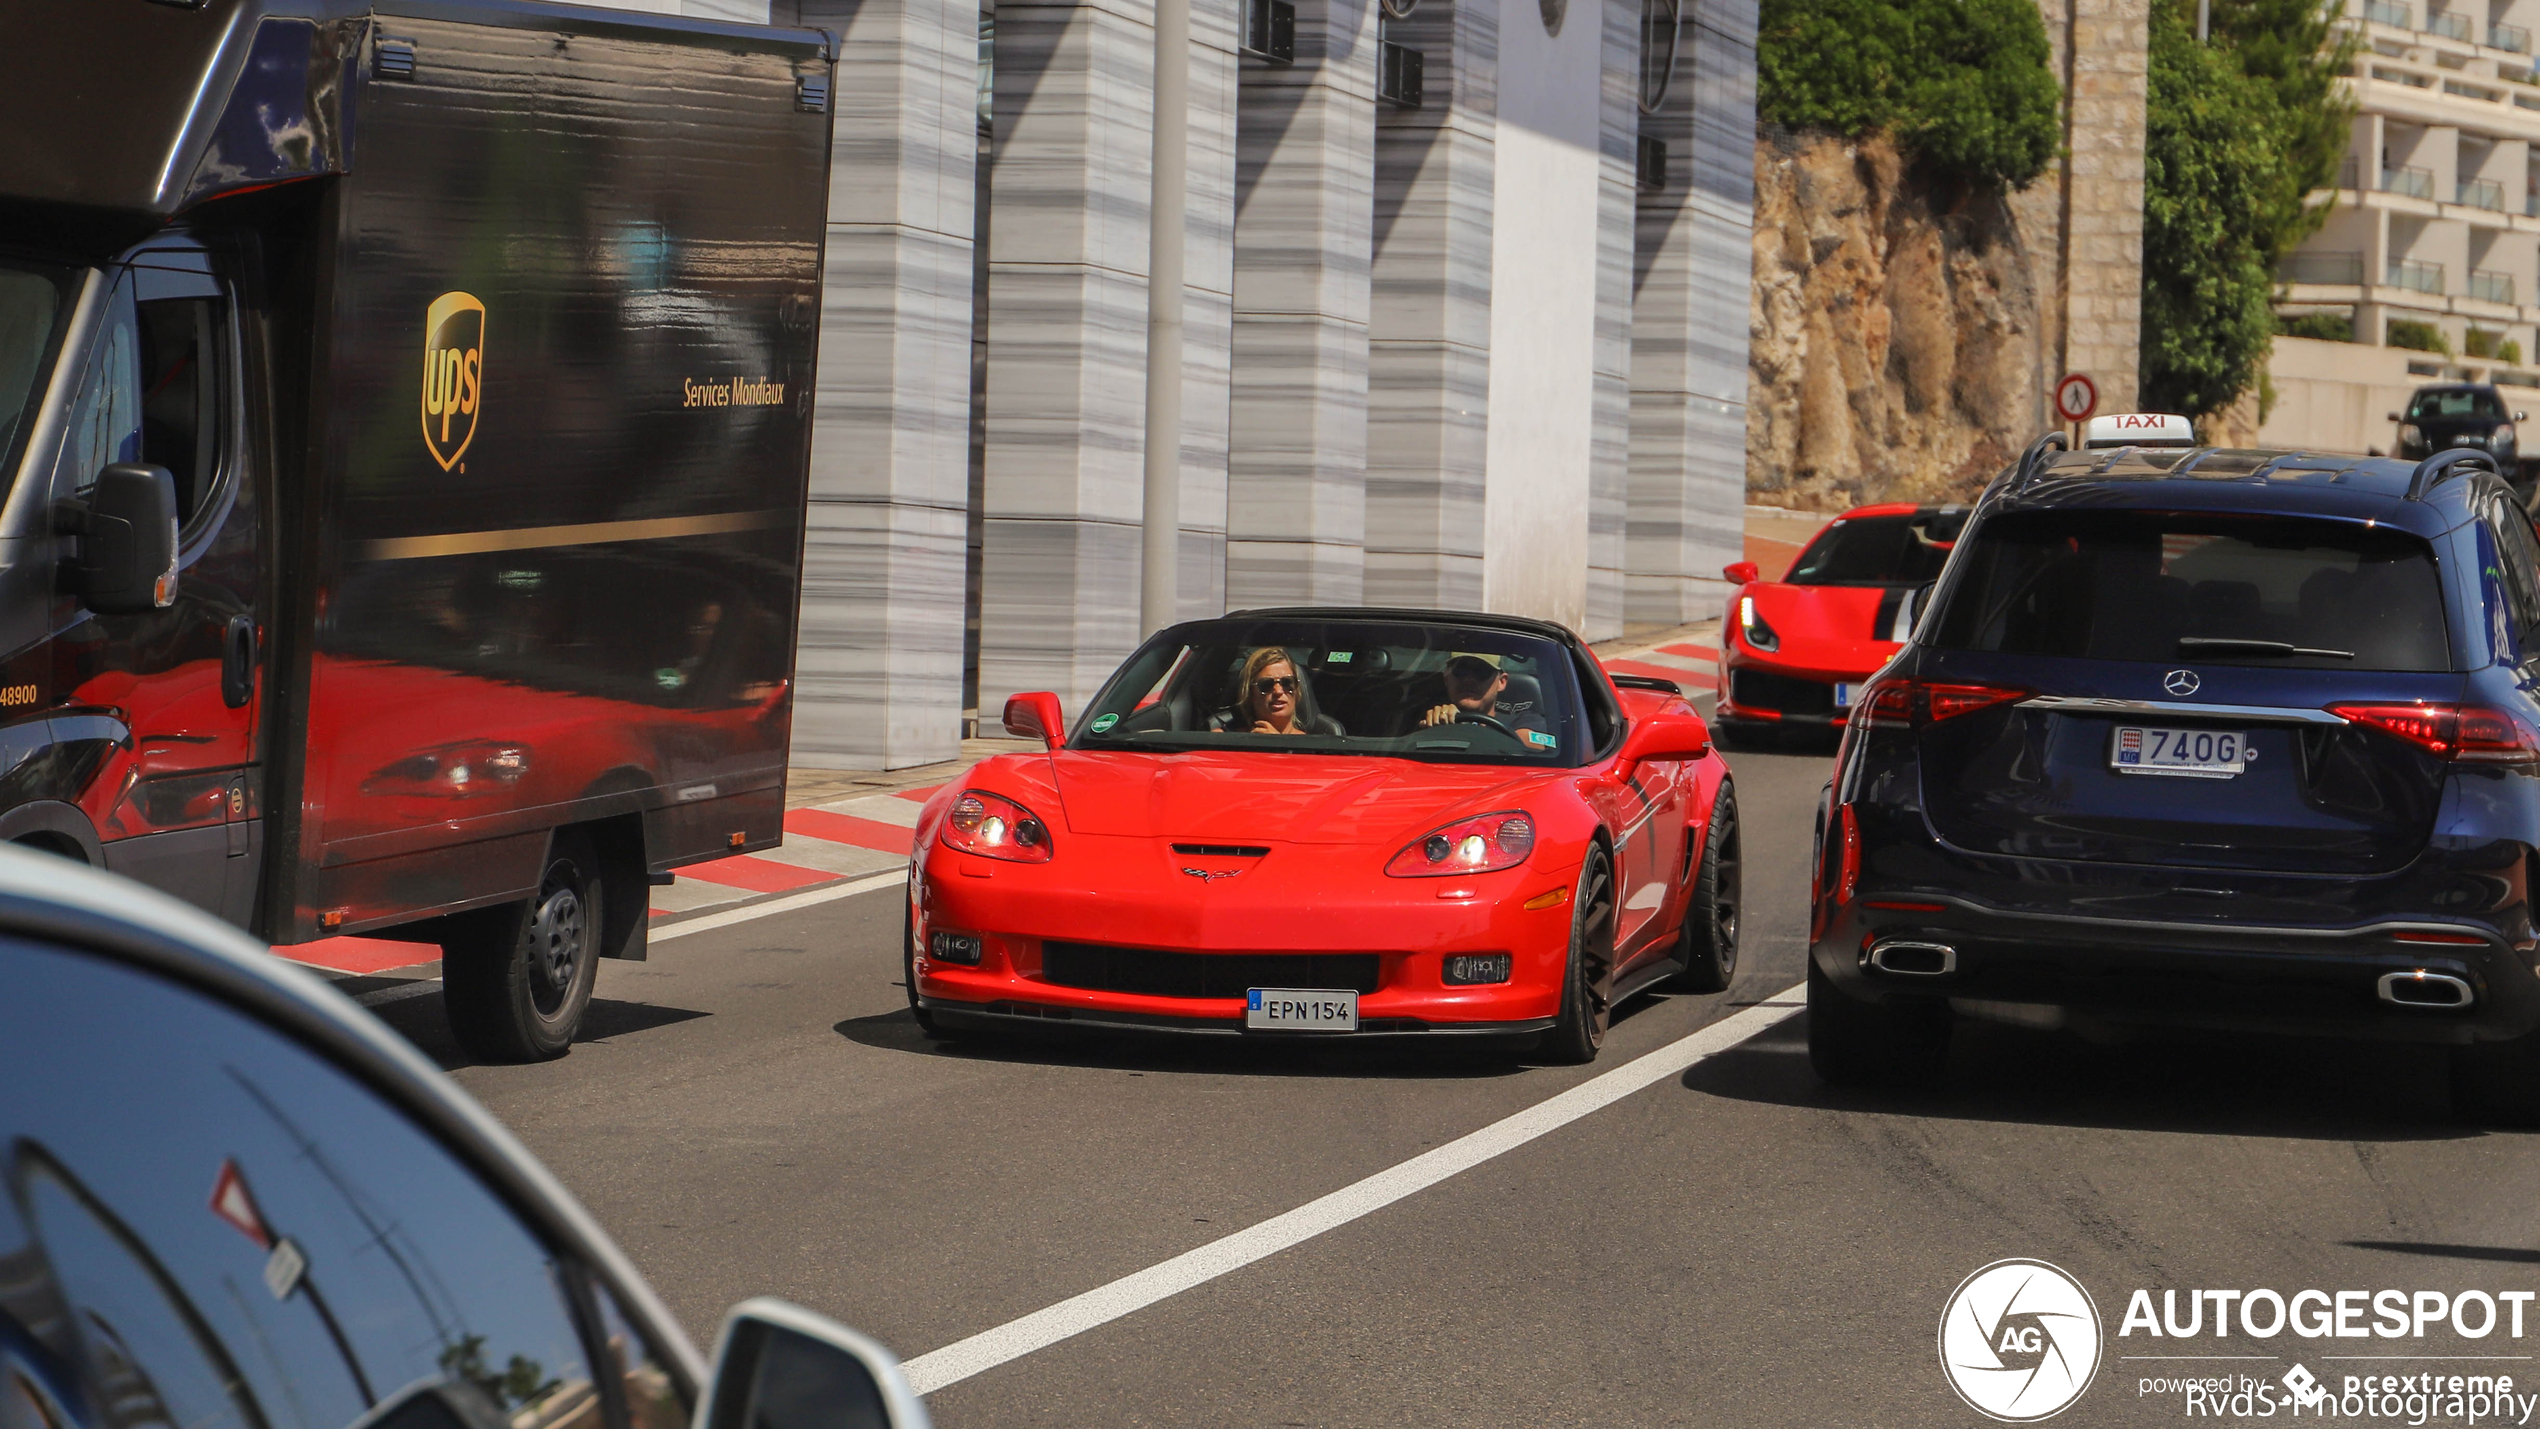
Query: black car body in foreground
1809 437 2540 1120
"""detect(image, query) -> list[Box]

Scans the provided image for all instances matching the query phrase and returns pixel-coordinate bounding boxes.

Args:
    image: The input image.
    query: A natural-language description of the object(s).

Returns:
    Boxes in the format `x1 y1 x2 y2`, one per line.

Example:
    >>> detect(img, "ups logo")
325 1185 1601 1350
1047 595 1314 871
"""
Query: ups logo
420 291 485 471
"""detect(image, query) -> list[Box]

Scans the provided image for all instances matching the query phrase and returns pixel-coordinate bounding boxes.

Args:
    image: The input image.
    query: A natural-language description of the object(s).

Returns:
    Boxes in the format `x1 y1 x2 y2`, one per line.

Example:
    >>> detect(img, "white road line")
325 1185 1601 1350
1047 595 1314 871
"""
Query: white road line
897 983 1809 1397
649 870 903 942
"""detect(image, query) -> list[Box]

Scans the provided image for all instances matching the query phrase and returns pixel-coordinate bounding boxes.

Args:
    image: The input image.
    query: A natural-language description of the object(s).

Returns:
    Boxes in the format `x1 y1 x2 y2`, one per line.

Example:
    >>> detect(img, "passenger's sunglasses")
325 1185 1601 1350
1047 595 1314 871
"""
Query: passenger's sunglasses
1251 675 1300 695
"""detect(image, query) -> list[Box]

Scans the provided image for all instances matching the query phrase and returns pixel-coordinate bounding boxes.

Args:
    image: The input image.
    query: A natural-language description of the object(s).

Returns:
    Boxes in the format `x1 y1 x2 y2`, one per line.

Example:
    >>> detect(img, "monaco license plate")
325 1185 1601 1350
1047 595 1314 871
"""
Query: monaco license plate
1246 988 1359 1032
2111 725 2252 779
1834 682 1857 709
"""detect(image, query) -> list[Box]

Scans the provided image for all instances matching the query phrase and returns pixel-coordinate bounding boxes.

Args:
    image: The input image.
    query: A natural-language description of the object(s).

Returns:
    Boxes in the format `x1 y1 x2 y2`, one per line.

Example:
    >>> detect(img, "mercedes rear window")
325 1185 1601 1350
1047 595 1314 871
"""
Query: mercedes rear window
1927 512 2451 671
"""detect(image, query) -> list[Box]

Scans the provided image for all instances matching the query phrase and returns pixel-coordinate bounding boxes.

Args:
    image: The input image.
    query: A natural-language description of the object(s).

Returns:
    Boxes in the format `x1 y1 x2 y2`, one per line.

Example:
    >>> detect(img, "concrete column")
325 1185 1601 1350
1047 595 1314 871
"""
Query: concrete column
1365 0 1497 610
976 0 1156 716
2060 0 2146 413
1227 0 1381 606
786 0 979 769
1583 0 1638 640
1624 0 1754 628
1176 0 1243 618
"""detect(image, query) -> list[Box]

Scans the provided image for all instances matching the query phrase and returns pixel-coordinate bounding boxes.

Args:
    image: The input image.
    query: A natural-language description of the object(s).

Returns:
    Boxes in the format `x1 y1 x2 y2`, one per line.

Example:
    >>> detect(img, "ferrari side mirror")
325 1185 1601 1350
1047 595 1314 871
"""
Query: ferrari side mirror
1620 712 1712 765
1002 692 1066 750
1722 560 1760 585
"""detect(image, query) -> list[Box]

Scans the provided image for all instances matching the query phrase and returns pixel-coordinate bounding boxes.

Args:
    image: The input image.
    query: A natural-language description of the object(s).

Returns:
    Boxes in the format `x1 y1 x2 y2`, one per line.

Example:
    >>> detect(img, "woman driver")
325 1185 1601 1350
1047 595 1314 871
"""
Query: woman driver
1228 646 1307 735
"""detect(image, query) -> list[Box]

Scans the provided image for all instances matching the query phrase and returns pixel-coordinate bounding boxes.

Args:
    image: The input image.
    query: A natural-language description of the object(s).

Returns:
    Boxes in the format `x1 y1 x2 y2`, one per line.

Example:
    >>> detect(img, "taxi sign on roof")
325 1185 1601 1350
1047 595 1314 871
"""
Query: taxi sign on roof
2082 412 2196 448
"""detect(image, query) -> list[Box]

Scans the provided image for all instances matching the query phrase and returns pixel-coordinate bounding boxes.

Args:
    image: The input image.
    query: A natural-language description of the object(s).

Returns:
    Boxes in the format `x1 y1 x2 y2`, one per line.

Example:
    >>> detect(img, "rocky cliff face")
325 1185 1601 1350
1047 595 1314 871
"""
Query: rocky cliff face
1746 130 2050 510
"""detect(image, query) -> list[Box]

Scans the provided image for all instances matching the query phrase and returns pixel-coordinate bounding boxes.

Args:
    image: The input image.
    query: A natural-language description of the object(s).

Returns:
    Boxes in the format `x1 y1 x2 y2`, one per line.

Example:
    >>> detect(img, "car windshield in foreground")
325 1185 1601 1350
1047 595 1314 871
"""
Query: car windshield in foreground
0 258 77 483
2409 388 2508 422
1073 618 1586 765
1927 511 2451 671
1786 511 1965 586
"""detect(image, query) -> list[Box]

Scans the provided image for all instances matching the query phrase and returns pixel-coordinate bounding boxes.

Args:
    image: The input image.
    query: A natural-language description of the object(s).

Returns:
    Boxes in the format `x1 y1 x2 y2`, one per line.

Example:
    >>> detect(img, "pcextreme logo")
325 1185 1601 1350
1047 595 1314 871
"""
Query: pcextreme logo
420 291 485 471
1940 1259 2105 1422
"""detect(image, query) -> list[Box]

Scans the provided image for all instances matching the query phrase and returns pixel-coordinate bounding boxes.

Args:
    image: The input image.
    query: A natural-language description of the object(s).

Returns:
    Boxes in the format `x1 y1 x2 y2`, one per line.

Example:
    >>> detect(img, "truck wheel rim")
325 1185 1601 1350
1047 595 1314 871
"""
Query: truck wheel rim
532 885 585 1011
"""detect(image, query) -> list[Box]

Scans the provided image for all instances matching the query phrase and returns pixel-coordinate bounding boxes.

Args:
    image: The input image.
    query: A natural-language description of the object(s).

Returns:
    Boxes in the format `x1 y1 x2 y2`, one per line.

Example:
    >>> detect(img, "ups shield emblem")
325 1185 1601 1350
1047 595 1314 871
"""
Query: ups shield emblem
419 292 485 471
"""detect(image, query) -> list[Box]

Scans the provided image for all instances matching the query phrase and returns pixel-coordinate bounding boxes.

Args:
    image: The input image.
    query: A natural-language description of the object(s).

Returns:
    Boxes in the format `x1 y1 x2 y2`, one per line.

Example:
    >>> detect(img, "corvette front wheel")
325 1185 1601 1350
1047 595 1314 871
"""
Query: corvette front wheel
1671 783 1739 994
903 900 951 1039
1542 843 1616 1065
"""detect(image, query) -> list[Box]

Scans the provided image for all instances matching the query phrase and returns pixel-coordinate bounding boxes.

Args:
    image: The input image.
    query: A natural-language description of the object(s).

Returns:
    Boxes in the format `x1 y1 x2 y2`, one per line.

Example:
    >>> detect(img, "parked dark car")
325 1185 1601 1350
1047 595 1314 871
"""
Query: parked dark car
2393 383 2524 485
0 847 930 1429
1809 435 2540 1123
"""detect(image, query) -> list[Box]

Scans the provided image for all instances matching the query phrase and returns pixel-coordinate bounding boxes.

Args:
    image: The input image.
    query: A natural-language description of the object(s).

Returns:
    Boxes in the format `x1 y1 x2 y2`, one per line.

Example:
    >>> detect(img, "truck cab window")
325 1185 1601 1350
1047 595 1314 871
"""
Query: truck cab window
136 295 223 525
0 261 74 482
55 280 141 498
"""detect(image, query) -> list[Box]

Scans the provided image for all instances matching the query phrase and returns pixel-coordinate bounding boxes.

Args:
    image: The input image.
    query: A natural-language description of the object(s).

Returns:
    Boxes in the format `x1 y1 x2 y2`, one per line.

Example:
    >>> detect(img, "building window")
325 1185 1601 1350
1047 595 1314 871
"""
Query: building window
1241 0 1296 63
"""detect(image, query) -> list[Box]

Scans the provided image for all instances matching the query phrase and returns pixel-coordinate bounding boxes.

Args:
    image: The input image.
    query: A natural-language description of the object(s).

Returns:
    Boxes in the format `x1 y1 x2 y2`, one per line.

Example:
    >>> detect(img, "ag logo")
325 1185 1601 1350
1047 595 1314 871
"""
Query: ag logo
419 291 485 471
1939 1259 2102 1422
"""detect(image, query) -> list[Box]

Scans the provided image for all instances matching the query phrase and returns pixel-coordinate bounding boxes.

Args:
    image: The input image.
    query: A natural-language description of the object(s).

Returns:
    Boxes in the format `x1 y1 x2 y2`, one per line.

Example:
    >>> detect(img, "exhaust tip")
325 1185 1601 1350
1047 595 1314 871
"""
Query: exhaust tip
2378 970 2474 1010
1868 940 1957 977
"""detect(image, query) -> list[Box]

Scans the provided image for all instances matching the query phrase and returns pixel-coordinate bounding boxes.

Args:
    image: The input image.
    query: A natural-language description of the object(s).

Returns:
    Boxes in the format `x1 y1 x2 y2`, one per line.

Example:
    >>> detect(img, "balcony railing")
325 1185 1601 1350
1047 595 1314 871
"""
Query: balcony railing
2461 176 2506 209
2430 8 2473 39
2496 21 2532 50
2281 250 2367 285
2388 258 2448 293
2473 269 2517 303
2366 0 2412 25
2384 164 2436 198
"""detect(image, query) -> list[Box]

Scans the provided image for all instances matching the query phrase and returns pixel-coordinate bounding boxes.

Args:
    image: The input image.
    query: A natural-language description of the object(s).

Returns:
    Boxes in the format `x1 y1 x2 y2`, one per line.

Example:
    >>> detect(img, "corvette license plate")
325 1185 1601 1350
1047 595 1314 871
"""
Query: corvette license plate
1246 988 1359 1032
2111 725 2251 779
1834 683 1857 708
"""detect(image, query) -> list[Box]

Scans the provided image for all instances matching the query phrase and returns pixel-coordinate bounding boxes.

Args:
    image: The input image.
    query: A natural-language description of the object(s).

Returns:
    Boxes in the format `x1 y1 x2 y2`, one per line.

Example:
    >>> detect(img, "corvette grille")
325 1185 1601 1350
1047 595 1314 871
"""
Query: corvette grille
1040 943 1381 999
1730 668 1834 716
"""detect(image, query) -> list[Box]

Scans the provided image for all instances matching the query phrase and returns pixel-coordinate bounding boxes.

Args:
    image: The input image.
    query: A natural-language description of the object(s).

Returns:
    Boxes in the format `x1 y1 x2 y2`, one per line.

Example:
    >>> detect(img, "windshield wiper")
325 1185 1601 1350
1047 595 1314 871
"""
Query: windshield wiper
2176 637 2353 660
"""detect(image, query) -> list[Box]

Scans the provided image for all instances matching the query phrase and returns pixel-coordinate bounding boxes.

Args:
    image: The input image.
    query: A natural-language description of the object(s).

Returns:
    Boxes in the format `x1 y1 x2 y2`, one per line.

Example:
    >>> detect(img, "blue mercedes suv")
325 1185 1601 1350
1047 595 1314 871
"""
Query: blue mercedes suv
1810 434 2540 1122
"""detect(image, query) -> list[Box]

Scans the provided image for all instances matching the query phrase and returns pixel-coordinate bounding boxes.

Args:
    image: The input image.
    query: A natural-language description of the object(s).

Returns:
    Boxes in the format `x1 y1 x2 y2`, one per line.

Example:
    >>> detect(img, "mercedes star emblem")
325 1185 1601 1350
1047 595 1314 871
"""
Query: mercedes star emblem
2163 668 2201 697
1181 867 1240 882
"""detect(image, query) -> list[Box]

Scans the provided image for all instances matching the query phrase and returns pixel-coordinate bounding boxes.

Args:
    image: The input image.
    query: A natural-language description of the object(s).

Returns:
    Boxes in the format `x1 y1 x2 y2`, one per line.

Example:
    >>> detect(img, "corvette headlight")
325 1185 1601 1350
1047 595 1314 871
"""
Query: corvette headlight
1386 810 1535 877
939 789 1053 863
1739 595 1781 653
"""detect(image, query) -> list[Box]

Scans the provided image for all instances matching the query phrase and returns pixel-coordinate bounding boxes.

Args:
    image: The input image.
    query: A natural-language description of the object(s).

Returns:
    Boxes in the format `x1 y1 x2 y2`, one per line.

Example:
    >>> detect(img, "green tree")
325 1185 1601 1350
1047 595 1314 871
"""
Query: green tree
2140 0 2357 417
1756 0 2060 189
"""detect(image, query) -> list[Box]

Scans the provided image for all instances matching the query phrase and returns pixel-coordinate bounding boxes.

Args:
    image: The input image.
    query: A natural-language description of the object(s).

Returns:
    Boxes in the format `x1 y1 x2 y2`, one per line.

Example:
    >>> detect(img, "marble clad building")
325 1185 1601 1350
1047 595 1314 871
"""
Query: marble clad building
588 0 1759 769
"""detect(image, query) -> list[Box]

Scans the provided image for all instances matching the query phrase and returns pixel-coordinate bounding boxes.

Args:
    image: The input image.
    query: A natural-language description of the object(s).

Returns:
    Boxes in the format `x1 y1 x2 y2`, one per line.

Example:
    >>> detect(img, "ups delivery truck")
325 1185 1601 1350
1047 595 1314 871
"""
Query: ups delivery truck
0 0 834 1059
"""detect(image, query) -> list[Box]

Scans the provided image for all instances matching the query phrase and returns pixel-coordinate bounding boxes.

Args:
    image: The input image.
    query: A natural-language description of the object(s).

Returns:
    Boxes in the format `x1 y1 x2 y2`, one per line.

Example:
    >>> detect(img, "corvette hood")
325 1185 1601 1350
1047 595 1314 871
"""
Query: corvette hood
1748 583 1903 676
1045 750 1541 845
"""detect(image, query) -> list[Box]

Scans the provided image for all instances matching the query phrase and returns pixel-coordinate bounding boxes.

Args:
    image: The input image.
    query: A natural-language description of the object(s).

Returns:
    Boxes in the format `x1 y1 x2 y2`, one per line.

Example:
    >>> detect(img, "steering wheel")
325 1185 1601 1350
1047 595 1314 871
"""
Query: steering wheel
1453 710 1517 737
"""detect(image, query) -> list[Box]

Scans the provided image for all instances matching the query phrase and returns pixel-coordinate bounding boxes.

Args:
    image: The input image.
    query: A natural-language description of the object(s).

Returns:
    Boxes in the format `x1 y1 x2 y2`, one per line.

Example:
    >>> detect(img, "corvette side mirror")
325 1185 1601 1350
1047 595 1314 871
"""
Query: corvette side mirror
1621 712 1711 764
701 1298 930 1429
1002 692 1066 750
1722 560 1760 585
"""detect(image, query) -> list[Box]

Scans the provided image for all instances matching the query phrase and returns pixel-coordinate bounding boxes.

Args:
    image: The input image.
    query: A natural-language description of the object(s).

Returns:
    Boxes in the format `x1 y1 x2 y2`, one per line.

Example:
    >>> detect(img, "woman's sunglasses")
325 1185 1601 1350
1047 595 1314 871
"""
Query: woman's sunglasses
1251 675 1300 695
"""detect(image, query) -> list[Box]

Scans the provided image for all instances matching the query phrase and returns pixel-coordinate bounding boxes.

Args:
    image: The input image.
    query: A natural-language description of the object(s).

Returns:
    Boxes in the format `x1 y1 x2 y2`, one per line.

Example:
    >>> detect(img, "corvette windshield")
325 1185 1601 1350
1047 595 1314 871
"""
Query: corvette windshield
1786 511 1964 586
1072 618 1586 765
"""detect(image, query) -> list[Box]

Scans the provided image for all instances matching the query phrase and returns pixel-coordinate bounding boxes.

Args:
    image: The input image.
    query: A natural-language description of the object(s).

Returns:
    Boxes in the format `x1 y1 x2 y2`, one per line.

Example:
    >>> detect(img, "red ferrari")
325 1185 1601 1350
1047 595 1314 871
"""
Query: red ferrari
904 610 1739 1062
1714 504 1965 744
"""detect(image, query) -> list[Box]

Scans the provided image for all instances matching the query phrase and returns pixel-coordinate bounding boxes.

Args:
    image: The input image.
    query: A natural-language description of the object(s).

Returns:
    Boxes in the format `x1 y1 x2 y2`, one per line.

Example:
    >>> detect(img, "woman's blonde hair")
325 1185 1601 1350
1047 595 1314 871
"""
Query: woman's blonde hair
1238 646 1300 724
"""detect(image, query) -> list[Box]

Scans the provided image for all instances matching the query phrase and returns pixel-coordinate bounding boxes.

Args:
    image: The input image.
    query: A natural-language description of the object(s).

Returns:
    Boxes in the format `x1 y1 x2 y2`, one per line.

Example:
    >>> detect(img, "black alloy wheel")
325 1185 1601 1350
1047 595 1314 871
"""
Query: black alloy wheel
1804 955 1950 1086
1543 843 1617 1064
443 829 604 1063
1671 783 1739 993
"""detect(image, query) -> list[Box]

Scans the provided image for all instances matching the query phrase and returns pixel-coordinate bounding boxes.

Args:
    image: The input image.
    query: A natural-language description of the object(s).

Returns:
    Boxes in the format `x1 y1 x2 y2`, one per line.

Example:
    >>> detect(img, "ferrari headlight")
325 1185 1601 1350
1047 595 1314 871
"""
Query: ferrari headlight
1386 810 1535 877
939 789 1054 863
1739 595 1781 653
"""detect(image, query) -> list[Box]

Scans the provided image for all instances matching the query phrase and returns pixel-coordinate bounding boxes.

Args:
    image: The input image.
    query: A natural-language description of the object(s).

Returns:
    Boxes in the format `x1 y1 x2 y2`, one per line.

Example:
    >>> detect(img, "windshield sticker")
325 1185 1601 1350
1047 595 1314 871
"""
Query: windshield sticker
1090 712 1119 733
1526 730 1557 749
1327 651 1352 663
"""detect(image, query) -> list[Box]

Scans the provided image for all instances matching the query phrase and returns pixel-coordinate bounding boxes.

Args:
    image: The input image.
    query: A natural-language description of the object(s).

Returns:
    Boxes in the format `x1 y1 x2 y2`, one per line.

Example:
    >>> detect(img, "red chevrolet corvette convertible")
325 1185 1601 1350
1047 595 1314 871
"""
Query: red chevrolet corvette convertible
904 609 1739 1062
1714 504 1965 744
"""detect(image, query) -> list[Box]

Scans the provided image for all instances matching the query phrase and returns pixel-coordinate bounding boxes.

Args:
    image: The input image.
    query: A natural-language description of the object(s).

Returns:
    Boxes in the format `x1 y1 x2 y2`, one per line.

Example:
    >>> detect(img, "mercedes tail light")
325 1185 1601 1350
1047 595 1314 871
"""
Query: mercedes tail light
938 789 1055 862
1853 678 2029 729
1387 811 1536 877
2329 703 2540 764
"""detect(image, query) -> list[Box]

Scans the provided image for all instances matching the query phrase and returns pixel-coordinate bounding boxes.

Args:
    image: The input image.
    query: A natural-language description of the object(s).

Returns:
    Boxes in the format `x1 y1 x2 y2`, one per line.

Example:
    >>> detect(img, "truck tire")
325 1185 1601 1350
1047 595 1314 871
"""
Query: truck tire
1805 955 1949 1086
442 829 604 1062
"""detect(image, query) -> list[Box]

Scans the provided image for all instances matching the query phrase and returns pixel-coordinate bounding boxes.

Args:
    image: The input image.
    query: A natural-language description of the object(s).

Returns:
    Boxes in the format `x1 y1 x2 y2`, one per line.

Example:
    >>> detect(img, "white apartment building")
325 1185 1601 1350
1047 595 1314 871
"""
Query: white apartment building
2270 0 2540 449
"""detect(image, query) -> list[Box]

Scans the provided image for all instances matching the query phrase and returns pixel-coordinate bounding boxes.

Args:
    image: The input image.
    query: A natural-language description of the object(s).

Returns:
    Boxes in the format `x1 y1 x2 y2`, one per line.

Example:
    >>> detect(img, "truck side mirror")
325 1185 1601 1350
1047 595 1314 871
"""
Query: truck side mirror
701 1298 931 1429
64 463 179 613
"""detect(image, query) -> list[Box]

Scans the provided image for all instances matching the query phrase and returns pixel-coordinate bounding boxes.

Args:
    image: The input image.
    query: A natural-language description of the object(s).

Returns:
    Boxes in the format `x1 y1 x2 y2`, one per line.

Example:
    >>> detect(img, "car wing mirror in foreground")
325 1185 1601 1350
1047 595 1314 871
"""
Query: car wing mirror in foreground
1722 560 1760 585
1002 691 1066 749
1620 712 1712 764
702 1298 932 1429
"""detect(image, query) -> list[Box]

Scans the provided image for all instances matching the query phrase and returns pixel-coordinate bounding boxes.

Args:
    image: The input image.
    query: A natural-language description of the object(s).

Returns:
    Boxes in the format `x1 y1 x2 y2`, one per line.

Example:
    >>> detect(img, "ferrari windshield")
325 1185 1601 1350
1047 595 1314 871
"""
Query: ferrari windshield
0 259 76 485
1072 617 1588 765
1786 510 1965 586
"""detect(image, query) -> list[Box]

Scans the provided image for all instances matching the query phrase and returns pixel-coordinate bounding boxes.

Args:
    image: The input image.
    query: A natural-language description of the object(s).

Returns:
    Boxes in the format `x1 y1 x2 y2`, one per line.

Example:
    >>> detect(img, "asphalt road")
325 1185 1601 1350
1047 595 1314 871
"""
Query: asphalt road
366 737 2540 1428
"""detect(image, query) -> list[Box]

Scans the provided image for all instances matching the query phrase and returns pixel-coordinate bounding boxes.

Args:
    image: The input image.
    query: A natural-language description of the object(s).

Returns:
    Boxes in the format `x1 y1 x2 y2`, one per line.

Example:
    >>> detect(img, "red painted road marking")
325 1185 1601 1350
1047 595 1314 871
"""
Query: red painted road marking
273 935 441 976
787 808 916 855
677 854 840 894
896 785 942 803
1656 643 1717 660
1607 658 1719 690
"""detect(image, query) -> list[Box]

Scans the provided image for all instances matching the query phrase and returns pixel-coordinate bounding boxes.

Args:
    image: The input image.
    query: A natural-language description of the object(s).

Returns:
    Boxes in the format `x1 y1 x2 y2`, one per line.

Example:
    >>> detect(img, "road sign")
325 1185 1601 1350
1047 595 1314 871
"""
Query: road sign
2055 373 2099 423
263 1237 308 1300
210 1158 273 1249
